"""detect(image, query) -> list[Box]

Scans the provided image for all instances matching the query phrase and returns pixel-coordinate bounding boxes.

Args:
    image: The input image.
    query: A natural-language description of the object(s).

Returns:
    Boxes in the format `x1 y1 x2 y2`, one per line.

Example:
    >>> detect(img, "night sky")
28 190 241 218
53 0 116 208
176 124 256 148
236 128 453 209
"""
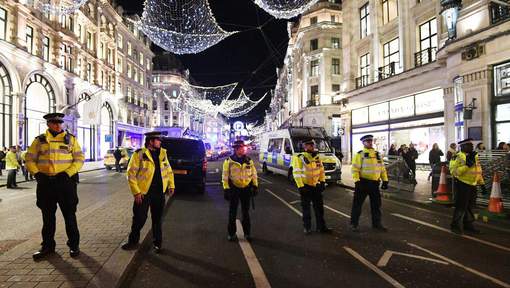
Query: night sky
118 0 291 124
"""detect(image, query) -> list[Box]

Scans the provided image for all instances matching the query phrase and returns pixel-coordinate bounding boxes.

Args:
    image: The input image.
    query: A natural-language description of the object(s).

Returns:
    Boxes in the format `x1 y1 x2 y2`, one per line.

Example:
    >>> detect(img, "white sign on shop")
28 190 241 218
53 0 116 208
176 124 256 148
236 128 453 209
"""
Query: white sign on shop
369 102 389 122
390 96 414 119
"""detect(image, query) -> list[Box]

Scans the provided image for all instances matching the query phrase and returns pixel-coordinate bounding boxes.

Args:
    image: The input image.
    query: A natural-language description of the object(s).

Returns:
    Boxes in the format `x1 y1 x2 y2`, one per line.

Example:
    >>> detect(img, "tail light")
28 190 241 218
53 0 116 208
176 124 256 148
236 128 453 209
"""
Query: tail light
202 158 208 172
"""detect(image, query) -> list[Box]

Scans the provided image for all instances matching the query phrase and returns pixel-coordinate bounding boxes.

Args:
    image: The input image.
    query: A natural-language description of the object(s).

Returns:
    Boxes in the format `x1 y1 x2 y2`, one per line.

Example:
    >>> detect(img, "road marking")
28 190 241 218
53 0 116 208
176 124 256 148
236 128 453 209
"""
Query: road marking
376 250 449 267
236 220 271 288
408 243 510 288
392 213 510 253
286 189 351 219
343 247 406 288
289 200 301 205
266 189 302 216
259 177 273 184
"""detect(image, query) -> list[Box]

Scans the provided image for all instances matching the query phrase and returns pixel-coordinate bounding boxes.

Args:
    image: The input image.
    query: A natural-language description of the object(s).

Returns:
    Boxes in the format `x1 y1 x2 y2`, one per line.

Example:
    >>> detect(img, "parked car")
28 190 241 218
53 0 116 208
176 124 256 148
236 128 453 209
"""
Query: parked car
161 137 207 193
104 147 134 170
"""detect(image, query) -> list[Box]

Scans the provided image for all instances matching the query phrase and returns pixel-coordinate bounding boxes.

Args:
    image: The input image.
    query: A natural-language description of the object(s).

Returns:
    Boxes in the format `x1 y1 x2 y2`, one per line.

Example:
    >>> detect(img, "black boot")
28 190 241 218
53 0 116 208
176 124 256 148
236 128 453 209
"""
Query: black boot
32 247 55 261
121 242 138 250
70 248 80 258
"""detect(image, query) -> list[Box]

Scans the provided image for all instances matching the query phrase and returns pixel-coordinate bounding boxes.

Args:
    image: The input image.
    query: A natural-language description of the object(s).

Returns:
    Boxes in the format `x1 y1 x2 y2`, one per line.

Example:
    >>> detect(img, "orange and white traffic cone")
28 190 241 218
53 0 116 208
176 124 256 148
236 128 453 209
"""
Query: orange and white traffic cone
432 165 453 204
488 172 505 215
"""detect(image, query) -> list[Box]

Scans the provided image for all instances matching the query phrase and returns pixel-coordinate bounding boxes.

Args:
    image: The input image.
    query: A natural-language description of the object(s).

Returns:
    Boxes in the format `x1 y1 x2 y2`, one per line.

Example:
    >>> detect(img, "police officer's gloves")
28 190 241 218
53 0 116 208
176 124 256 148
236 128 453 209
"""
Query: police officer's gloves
224 189 231 201
381 181 389 190
250 185 258 197
57 172 70 180
466 152 476 167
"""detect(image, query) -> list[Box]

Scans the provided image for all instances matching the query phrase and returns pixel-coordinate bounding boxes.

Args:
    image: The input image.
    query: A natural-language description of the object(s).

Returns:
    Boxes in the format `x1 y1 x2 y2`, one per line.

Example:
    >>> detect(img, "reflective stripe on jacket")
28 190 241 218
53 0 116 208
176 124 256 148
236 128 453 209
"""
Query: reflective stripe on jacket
351 148 388 182
449 151 484 186
127 148 175 195
222 156 258 189
5 151 20 170
25 130 84 176
291 152 325 188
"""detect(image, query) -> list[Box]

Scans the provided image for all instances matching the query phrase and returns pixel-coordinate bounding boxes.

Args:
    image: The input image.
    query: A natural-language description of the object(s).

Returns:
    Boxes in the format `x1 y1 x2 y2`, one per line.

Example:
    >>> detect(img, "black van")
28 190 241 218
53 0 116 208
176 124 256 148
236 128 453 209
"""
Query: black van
161 137 207 193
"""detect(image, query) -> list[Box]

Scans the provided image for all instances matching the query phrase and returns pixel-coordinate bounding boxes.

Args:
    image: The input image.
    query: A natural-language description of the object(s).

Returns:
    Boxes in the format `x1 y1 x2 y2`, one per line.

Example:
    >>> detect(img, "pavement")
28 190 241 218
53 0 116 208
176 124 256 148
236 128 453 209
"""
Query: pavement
1 157 509 287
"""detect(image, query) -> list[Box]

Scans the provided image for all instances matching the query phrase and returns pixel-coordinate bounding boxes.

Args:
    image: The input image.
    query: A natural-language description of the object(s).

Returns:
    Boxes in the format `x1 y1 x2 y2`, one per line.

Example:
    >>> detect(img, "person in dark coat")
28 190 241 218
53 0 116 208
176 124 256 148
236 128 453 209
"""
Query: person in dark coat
404 143 418 184
397 144 406 156
388 144 398 156
428 143 444 181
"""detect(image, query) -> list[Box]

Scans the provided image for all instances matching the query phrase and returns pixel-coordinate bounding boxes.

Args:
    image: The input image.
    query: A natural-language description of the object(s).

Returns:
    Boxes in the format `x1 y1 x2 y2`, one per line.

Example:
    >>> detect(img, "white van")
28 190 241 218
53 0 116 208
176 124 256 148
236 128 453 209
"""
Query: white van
258 127 342 184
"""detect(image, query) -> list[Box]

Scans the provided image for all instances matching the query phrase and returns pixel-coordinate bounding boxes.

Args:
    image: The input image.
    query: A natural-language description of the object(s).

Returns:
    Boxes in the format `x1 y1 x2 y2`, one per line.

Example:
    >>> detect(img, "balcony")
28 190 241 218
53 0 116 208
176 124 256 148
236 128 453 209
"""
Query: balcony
490 2 510 25
356 75 370 89
378 62 397 81
306 99 319 107
415 47 437 67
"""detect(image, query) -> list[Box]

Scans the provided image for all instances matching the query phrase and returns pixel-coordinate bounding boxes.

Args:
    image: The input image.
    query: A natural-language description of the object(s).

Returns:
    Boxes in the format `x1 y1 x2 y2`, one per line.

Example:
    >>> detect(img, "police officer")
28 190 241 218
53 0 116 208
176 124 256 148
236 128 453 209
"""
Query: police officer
292 139 331 235
121 131 175 253
222 140 258 241
26 113 85 260
350 135 389 232
449 138 484 234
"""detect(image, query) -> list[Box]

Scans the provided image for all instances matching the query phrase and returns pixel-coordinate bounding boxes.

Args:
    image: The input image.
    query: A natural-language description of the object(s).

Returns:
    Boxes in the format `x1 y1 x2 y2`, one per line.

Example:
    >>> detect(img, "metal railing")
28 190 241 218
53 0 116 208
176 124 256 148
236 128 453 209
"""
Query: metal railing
414 47 437 67
384 155 416 192
490 2 510 25
477 150 510 206
356 75 370 89
378 62 397 81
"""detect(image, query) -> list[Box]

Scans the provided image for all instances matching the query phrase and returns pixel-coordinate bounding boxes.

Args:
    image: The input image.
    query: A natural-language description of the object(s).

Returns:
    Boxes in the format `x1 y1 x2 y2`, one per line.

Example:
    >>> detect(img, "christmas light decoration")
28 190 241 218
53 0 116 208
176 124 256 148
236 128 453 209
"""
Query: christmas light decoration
253 0 320 19
35 0 88 15
138 0 237 54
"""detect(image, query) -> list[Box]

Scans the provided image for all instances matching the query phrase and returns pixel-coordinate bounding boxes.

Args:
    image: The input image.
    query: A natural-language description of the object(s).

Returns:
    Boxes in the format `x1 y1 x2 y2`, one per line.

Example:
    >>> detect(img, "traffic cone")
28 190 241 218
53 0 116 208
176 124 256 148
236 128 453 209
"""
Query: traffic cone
432 165 453 205
488 172 505 215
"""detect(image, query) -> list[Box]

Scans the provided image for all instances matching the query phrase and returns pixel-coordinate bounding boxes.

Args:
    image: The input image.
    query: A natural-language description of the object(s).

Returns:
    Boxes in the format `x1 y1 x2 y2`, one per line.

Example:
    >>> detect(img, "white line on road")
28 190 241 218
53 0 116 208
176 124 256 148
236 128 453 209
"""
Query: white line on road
266 189 302 216
259 177 273 184
376 250 449 267
236 220 271 288
407 242 510 288
343 247 406 288
392 213 510 253
286 189 351 219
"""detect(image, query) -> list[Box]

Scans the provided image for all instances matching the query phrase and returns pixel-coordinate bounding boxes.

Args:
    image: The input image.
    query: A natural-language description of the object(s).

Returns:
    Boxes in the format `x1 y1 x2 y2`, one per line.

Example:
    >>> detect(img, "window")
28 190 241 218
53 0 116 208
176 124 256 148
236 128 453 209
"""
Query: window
87 63 92 82
140 71 144 85
99 42 105 59
360 3 370 39
310 59 319 76
310 16 318 25
127 42 132 56
331 37 340 49
310 39 319 51
139 52 144 65
417 18 437 65
127 63 132 78
331 15 336 22
310 85 319 105
358 53 370 88
77 24 82 40
86 31 93 49
284 139 292 154
0 8 7 41
116 56 123 73
332 84 340 92
107 48 113 64
117 34 123 49
332 58 341 75
381 38 401 77
267 138 283 153
26 26 34 55
43 37 50 61
164 101 169 110
382 0 398 25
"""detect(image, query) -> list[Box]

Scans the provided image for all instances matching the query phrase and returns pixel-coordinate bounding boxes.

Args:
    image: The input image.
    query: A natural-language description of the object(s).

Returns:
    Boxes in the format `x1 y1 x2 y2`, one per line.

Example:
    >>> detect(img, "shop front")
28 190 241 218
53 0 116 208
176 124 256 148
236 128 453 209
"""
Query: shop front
493 61 510 145
351 89 445 164
116 122 146 149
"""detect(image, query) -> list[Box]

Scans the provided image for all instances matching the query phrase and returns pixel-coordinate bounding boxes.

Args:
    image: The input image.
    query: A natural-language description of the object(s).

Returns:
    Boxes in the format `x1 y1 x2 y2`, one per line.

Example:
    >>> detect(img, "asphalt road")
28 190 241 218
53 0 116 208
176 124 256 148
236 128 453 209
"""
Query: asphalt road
124 157 510 288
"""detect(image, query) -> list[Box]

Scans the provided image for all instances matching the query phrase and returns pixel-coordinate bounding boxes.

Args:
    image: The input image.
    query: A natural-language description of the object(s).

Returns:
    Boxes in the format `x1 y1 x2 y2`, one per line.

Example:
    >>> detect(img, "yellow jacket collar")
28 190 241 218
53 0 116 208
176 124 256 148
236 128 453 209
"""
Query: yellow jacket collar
45 130 66 141
142 147 167 163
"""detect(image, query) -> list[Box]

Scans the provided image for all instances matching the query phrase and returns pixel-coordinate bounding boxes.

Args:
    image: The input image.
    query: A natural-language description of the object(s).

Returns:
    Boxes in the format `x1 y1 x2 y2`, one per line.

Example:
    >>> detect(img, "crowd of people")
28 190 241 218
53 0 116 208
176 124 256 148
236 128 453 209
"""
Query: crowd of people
0 145 34 188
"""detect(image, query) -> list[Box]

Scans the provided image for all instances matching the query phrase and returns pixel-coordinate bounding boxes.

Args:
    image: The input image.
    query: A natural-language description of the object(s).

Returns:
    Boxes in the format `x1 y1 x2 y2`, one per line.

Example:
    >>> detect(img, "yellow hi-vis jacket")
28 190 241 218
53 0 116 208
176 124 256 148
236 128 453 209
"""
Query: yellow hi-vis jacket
352 148 388 182
5 151 20 170
449 151 484 186
127 148 175 195
222 156 258 189
26 130 84 176
292 152 326 188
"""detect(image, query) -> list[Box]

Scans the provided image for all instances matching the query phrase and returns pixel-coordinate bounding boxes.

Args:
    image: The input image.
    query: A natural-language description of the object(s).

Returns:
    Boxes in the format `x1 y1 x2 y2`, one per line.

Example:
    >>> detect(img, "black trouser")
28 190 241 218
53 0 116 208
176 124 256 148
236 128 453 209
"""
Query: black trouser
300 185 326 230
228 187 251 236
36 175 79 250
451 179 477 229
350 179 382 227
115 159 121 172
128 187 165 246
7 169 17 187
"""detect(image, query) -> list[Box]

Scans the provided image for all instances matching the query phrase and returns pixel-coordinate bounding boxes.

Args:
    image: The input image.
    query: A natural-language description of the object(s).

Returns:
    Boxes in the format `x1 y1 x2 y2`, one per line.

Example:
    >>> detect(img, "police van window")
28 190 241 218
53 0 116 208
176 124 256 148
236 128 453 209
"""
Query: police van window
284 139 292 154
267 138 283 153
292 138 332 153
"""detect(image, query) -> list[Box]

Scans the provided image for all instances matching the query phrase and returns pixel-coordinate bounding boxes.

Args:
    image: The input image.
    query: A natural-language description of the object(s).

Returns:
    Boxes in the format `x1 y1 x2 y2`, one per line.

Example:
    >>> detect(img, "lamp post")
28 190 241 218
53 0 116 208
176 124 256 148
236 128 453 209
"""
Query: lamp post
441 0 462 40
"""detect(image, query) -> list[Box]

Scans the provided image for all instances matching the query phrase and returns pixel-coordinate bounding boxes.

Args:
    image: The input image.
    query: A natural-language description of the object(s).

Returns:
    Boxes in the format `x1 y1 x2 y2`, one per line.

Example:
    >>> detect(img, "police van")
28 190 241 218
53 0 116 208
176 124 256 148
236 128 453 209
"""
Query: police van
259 127 342 184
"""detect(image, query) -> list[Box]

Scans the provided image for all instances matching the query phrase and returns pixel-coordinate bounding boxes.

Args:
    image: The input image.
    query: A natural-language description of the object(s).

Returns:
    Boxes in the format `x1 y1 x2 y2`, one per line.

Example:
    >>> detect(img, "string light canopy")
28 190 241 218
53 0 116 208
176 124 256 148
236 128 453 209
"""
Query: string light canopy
137 0 238 54
35 0 88 15
253 0 320 19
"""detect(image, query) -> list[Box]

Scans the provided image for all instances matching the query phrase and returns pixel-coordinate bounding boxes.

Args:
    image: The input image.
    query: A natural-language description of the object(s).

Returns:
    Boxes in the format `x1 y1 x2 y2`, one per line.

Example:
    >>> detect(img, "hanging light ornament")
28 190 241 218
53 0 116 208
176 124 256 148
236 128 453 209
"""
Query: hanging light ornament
137 0 237 54
220 91 269 118
35 0 88 15
253 0 320 19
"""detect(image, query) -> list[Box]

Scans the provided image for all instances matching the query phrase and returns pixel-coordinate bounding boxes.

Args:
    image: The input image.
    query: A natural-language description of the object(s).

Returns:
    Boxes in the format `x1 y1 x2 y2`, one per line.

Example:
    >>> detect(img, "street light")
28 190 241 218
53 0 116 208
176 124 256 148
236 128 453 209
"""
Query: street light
441 0 462 40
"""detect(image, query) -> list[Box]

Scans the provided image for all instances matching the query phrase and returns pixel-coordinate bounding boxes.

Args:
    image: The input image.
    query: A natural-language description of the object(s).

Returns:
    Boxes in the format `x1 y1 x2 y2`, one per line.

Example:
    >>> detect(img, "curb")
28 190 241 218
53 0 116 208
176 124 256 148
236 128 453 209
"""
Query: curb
87 194 175 288
0 167 105 188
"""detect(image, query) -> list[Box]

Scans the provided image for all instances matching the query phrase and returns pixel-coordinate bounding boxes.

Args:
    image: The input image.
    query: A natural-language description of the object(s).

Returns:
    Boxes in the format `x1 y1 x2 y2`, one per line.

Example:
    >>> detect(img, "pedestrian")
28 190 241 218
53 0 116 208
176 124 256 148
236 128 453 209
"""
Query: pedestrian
113 146 123 172
397 144 407 156
292 139 332 235
404 143 418 184
0 147 6 176
476 142 486 153
222 140 258 241
449 138 484 234
121 131 174 253
446 143 457 162
26 113 85 260
388 144 398 156
6 146 20 189
20 150 33 181
496 142 506 150
428 143 444 181
350 135 389 232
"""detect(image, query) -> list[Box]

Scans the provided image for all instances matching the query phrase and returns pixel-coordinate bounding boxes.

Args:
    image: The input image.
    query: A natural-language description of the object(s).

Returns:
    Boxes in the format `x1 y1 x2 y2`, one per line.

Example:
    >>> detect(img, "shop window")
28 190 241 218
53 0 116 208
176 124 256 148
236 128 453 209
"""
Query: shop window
382 0 398 25
332 58 341 75
494 62 510 97
416 18 437 66
310 39 319 51
360 3 370 39
0 8 7 41
26 26 34 55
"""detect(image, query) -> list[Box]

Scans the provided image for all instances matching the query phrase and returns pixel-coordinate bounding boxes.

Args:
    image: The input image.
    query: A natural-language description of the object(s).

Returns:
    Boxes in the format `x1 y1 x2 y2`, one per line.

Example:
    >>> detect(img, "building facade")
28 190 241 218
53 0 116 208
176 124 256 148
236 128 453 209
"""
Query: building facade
0 0 153 160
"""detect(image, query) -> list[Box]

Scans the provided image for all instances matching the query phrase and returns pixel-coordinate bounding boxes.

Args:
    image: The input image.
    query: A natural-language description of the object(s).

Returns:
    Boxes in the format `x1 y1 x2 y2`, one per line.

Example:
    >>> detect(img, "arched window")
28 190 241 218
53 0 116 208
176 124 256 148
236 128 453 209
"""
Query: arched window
24 73 55 145
0 61 13 148
99 101 114 157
